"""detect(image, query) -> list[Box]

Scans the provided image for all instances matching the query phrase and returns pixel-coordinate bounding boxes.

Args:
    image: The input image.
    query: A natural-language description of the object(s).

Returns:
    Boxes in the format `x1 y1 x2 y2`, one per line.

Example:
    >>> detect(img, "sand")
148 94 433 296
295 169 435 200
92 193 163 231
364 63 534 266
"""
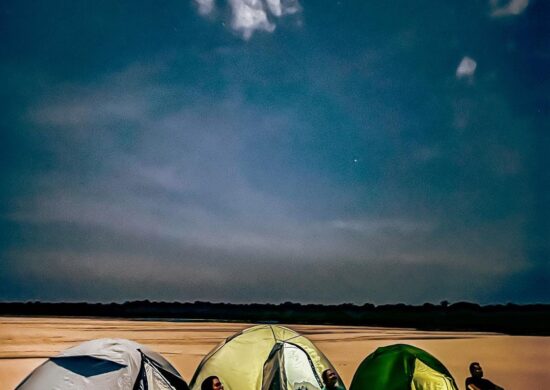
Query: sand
1 316 548 389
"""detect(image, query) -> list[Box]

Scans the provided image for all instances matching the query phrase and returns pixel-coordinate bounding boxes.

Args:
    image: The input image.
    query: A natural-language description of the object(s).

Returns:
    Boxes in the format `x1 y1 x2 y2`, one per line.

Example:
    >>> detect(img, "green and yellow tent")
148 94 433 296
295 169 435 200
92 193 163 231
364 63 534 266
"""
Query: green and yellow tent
350 344 458 390
189 325 344 390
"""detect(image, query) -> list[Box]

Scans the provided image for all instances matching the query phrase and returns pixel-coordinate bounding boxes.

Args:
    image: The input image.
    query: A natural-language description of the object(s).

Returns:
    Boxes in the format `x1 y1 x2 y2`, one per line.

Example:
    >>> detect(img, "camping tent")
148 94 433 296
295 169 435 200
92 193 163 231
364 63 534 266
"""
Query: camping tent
16 338 189 390
349 344 458 390
189 325 344 390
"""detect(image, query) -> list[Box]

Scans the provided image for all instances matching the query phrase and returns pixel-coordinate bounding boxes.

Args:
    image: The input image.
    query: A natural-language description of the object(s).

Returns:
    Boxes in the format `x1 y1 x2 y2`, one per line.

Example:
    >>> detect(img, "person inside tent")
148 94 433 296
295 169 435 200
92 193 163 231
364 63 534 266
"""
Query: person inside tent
201 376 224 390
465 362 504 390
322 369 345 390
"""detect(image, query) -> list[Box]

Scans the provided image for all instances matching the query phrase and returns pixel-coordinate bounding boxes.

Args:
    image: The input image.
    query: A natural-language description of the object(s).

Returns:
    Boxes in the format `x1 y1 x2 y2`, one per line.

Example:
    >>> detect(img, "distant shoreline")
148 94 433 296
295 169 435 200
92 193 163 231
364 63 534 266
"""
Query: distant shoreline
1 301 549 336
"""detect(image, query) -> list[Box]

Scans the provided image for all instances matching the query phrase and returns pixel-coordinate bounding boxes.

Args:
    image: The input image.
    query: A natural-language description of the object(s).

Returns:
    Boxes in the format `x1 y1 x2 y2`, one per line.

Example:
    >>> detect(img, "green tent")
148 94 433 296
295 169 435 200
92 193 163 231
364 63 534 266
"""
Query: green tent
189 325 345 390
350 344 458 390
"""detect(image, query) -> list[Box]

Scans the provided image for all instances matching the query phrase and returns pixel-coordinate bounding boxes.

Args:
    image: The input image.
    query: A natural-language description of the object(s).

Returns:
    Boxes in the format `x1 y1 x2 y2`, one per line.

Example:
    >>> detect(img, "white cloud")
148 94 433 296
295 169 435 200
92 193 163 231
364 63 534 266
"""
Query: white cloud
229 0 275 39
27 63 163 131
490 0 529 17
195 0 216 16
456 56 477 79
193 0 301 40
265 0 300 17
329 218 433 235
265 0 282 16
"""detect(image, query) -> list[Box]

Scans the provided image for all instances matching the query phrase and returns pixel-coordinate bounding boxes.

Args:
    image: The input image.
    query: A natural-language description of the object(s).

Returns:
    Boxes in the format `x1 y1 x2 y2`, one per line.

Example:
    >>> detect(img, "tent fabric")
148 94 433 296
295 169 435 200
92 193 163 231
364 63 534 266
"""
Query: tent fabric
16 338 189 390
349 344 458 390
282 343 322 390
143 359 180 390
189 325 343 390
263 342 284 390
411 359 457 390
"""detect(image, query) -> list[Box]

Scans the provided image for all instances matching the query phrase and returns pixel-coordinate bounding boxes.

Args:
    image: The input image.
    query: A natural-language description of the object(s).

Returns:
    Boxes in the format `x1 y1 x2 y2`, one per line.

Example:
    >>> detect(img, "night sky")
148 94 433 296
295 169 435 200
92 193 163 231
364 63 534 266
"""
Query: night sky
1 0 548 304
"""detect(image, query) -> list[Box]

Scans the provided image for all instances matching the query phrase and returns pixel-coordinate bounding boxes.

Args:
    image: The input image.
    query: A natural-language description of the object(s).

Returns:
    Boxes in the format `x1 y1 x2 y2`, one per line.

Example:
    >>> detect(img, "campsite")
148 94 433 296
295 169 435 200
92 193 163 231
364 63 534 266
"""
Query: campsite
2 1 548 389
1 316 549 389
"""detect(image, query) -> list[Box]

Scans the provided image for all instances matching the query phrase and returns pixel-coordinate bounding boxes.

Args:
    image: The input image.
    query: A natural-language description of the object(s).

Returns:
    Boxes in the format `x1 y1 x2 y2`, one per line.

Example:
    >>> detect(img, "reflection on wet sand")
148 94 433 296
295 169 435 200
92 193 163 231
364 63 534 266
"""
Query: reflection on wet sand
1 317 548 389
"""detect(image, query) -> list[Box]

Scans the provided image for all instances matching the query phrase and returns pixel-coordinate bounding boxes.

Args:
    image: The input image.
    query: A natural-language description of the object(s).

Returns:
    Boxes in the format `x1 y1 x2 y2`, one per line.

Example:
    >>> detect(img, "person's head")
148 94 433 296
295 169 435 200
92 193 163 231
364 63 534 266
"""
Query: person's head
201 376 224 390
322 369 338 388
469 362 483 378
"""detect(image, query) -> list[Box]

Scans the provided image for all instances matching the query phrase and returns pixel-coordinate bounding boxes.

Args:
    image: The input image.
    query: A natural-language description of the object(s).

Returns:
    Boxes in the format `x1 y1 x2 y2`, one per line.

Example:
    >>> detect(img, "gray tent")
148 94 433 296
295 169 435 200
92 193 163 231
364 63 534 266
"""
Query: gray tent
16 338 189 390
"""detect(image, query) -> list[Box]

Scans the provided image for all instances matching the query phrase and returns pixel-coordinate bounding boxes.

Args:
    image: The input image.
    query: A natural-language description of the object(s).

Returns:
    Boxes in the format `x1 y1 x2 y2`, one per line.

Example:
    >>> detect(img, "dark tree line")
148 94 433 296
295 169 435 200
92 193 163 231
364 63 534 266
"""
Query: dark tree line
1 301 548 335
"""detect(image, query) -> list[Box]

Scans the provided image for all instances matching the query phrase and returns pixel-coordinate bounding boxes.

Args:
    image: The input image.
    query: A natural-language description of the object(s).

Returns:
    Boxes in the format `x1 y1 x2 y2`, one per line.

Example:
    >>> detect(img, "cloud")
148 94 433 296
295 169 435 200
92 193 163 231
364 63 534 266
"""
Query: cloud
4 40 539 303
490 0 529 17
16 64 321 258
13 61 495 296
265 0 300 17
265 0 283 16
329 218 433 235
193 0 301 40
27 63 163 131
456 56 477 79
195 0 216 16
1 240 522 303
229 0 275 39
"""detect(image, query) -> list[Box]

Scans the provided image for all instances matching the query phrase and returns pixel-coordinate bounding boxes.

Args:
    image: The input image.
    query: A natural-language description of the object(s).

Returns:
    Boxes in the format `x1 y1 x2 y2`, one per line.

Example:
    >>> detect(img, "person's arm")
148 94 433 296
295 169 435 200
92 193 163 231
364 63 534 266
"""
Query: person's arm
467 384 481 390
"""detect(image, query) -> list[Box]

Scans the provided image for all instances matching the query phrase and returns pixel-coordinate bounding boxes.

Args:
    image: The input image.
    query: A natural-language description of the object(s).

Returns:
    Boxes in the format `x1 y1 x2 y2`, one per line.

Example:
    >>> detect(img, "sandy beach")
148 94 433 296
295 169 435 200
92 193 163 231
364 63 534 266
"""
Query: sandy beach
1 316 548 389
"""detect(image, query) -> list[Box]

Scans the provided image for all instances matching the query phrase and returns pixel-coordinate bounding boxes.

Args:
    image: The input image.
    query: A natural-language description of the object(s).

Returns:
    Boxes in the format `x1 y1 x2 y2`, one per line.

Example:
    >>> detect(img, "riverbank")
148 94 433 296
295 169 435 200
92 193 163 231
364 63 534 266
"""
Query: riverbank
1 316 548 389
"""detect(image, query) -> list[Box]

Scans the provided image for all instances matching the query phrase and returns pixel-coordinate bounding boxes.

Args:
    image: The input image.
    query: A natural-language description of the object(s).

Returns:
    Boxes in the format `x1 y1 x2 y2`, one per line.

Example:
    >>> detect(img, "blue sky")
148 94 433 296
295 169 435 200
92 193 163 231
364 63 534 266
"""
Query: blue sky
1 0 548 303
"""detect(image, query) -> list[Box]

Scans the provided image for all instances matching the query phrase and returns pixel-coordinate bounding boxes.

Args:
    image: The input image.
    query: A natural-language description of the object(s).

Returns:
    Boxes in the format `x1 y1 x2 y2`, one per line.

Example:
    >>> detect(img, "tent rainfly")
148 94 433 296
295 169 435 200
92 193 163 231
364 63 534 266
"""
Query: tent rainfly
350 344 458 390
190 325 344 390
16 338 190 390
